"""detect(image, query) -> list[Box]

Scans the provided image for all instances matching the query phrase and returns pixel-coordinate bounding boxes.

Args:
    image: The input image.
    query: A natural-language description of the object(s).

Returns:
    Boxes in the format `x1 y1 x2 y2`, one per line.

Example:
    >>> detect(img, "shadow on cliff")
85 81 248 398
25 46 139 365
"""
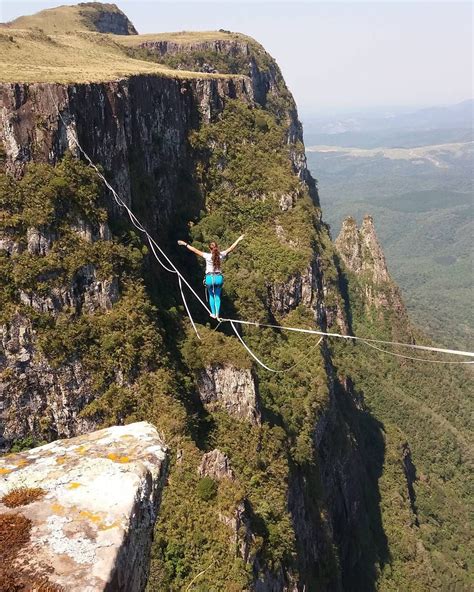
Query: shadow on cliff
332 376 390 592
289 374 390 592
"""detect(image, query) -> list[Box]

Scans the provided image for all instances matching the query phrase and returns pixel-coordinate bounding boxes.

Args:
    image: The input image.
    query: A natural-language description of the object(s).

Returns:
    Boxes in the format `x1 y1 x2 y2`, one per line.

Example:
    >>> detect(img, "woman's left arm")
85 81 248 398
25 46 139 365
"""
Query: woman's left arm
224 234 245 254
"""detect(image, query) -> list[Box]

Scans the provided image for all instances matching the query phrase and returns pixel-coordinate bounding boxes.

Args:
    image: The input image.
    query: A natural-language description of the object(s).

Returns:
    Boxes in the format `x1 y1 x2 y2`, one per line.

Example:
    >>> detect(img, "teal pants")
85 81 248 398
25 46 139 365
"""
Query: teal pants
205 274 223 316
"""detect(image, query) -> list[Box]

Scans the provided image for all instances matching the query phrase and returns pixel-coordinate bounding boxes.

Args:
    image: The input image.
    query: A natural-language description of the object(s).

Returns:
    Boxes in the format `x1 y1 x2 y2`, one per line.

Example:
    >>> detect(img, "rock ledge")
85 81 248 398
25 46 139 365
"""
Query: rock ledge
0 421 168 592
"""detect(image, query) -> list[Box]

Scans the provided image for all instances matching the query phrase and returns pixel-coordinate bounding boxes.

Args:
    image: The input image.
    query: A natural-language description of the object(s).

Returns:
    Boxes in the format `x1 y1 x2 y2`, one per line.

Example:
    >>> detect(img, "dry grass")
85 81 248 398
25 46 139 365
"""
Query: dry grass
0 512 31 557
0 2 257 83
117 30 251 46
0 28 244 83
0 512 31 591
1 487 45 508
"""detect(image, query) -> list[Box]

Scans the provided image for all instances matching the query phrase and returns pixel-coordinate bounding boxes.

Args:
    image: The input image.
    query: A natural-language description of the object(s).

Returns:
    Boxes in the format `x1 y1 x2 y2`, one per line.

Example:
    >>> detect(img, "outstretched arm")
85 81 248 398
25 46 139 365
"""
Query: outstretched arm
177 240 205 258
224 234 245 254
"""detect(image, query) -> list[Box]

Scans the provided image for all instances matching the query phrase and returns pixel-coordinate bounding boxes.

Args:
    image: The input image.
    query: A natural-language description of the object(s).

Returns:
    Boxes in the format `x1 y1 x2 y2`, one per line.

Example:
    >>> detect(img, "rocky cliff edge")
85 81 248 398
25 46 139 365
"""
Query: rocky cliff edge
0 422 168 592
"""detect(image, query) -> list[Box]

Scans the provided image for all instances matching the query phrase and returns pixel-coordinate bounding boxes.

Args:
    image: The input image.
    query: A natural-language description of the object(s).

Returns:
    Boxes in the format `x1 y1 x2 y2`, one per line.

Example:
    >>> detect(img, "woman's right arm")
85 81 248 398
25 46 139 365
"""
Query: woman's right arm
177 240 204 257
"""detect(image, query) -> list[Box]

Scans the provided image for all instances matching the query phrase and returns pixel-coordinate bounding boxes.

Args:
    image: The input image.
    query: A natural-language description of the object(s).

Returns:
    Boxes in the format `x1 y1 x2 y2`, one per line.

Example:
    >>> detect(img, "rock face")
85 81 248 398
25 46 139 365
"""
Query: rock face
199 448 234 480
268 265 314 315
19 264 119 315
0 313 99 448
0 422 168 592
135 36 318 203
80 3 139 35
335 216 390 283
267 258 350 334
335 215 405 313
197 364 261 424
0 77 252 212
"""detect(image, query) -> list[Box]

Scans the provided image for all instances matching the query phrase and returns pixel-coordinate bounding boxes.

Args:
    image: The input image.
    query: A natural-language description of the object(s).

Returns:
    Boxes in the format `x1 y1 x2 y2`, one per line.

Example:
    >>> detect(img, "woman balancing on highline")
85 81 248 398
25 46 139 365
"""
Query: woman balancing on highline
177 235 245 320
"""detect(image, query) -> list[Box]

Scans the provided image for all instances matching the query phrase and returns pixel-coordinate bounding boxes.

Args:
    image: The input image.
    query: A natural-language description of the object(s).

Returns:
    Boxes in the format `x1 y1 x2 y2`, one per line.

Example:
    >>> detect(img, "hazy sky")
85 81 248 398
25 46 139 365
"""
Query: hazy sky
2 1 472 113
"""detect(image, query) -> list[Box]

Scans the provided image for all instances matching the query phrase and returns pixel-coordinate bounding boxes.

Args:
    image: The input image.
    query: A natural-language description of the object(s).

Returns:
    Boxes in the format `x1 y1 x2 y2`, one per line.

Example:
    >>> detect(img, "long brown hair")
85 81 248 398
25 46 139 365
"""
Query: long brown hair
210 241 220 271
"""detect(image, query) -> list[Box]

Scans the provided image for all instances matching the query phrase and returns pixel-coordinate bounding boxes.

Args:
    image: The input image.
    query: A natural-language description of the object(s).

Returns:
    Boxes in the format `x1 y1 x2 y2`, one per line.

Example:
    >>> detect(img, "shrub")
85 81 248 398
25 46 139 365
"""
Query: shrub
196 476 218 501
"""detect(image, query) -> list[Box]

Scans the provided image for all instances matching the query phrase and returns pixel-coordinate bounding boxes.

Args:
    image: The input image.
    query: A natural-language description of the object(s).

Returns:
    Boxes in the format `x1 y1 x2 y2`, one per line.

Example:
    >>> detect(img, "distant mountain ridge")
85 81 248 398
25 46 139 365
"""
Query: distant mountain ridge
302 100 474 148
306 134 473 349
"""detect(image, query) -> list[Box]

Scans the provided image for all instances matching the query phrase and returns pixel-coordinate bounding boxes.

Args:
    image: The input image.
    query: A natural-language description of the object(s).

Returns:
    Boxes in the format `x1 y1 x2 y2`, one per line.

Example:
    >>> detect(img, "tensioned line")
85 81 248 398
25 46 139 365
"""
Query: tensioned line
219 317 474 359
45 87 474 371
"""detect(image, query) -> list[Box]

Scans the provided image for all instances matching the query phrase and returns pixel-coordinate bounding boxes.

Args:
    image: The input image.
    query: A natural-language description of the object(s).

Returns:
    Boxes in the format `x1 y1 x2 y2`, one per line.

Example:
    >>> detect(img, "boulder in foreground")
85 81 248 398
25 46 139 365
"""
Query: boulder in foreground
0 421 168 592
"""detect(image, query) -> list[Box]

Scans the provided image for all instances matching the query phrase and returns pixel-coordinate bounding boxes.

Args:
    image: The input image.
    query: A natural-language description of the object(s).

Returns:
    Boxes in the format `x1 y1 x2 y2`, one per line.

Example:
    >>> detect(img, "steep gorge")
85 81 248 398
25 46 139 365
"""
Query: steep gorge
0 4 472 591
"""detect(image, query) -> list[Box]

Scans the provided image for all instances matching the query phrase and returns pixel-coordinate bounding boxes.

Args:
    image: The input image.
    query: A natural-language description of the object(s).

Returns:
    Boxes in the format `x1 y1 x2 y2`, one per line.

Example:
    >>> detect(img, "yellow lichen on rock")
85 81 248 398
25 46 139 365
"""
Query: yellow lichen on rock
106 452 131 463
67 482 82 490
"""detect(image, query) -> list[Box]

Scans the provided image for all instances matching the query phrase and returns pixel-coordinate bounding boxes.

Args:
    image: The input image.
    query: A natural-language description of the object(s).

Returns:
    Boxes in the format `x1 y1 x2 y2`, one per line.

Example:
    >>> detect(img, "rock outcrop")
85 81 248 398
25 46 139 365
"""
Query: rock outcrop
81 3 138 35
197 364 261 424
268 258 349 333
199 448 234 480
6 2 138 36
335 216 390 284
335 215 406 313
268 265 314 315
0 422 168 592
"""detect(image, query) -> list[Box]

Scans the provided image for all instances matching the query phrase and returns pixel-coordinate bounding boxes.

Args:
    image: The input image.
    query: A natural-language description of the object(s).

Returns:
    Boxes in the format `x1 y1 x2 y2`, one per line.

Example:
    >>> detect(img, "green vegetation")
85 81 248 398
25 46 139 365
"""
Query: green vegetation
188 100 314 292
0 131 330 588
127 46 251 76
8 435 46 453
197 476 218 501
0 154 143 324
125 34 277 82
149 99 338 589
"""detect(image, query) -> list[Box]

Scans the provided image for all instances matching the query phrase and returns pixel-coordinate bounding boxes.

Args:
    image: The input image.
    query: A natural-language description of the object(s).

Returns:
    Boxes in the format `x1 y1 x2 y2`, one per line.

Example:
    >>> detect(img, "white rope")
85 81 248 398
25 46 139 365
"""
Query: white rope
361 339 474 365
179 276 201 339
230 320 290 372
45 88 474 367
145 233 177 274
220 318 474 360
185 559 216 591
230 321 323 373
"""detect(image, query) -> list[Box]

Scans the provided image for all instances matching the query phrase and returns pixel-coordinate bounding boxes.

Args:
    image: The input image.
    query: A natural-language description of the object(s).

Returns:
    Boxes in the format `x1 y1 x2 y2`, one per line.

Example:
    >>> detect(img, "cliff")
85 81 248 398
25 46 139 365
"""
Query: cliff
0 4 471 591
